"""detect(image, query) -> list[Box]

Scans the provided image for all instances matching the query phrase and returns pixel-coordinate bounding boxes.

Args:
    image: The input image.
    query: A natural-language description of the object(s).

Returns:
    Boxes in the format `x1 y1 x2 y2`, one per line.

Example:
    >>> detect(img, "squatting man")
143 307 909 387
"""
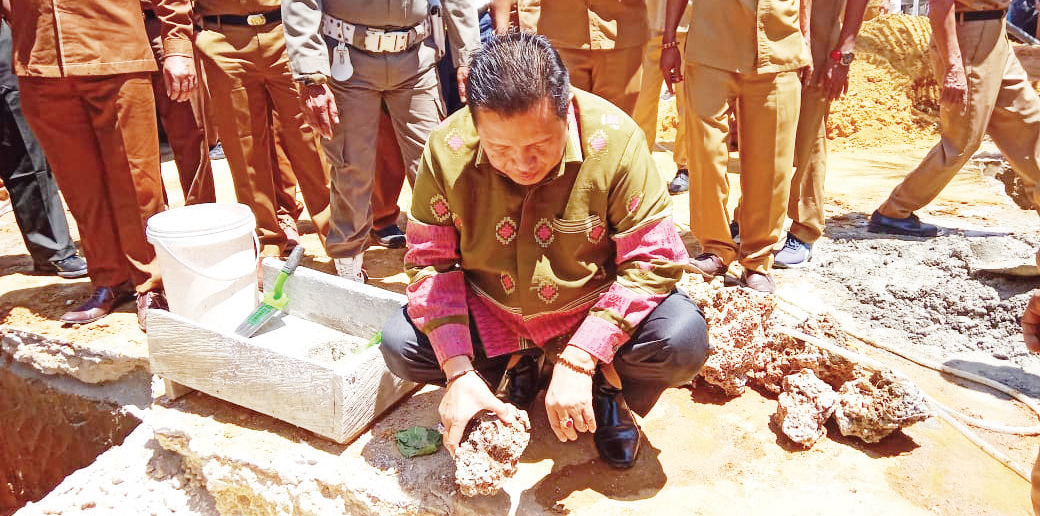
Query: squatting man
379 32 711 468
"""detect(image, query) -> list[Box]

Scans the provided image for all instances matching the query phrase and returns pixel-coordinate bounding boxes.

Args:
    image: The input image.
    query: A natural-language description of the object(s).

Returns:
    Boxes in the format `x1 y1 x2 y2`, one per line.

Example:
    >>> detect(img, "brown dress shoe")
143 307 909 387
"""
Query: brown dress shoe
742 270 776 293
137 290 169 332
686 253 727 279
60 286 133 324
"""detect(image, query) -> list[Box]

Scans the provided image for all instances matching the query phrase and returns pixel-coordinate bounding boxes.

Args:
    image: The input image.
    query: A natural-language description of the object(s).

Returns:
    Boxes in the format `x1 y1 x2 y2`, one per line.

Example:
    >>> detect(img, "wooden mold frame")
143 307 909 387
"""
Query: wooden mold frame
148 259 417 444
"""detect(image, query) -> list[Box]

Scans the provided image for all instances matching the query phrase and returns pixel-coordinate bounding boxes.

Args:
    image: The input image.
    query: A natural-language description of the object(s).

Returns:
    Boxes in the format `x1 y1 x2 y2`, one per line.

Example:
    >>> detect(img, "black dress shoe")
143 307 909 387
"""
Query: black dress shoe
667 169 689 195
34 254 89 279
592 370 642 468
60 285 133 324
136 289 169 332
371 224 407 249
867 210 938 237
496 353 541 409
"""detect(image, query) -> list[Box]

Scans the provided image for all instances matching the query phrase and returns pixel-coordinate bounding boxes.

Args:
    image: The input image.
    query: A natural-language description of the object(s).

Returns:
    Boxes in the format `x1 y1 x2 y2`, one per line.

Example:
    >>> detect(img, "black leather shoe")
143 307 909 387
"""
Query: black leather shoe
496 354 541 409
867 210 938 237
136 289 169 332
371 224 407 249
35 254 89 279
60 285 133 324
592 370 642 468
667 169 689 195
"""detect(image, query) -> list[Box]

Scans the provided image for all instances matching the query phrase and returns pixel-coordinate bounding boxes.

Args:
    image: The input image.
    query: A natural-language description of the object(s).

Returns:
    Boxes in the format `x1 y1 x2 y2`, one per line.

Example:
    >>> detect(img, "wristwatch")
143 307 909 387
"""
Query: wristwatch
296 73 329 86
830 50 855 66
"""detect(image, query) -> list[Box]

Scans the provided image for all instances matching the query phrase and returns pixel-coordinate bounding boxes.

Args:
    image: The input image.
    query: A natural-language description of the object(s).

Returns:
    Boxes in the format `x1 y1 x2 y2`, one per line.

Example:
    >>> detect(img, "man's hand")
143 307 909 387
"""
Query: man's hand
457 65 470 104
1024 290 1040 353
438 356 517 456
660 45 683 94
163 55 197 103
817 60 851 101
940 63 969 108
299 83 339 140
544 345 597 442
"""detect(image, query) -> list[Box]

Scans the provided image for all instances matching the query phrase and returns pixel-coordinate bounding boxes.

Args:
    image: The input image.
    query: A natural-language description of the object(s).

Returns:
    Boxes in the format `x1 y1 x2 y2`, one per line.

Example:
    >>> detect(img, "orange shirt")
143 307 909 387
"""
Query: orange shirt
517 0 649 50
953 0 1009 10
7 0 193 77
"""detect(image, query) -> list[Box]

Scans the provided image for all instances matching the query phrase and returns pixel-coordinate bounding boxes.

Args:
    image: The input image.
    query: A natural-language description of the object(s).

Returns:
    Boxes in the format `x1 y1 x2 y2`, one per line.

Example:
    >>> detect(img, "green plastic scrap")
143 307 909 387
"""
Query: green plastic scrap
395 426 442 458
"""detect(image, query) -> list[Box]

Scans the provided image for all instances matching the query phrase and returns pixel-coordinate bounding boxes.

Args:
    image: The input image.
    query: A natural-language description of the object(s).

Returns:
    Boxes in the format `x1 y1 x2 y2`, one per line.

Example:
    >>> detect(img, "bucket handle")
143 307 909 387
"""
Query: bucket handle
152 232 262 282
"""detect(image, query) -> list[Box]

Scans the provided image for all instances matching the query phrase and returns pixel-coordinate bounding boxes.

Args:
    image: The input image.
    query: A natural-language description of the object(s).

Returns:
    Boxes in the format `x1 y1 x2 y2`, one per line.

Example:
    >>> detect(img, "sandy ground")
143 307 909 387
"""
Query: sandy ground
2 134 1040 513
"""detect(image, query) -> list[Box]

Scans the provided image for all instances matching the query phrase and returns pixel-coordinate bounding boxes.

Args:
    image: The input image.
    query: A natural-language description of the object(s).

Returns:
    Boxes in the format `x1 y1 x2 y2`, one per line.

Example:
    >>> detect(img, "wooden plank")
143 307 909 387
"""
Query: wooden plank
162 379 195 400
331 346 418 443
261 259 406 339
149 310 339 439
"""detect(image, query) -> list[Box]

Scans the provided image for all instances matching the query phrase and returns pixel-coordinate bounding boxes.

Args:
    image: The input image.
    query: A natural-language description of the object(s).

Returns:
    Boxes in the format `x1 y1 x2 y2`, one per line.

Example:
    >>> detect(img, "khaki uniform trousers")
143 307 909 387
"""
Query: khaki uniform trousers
145 16 215 205
20 74 164 293
1033 447 1039 516
195 21 331 257
325 41 444 259
685 64 801 273
632 32 689 169
373 108 408 231
880 18 1040 218
557 46 644 115
788 0 842 244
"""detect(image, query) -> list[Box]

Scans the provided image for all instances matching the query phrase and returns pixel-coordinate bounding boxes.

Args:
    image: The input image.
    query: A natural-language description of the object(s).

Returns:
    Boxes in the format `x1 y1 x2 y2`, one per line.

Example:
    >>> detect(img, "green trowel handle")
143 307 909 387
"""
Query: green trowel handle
267 246 306 309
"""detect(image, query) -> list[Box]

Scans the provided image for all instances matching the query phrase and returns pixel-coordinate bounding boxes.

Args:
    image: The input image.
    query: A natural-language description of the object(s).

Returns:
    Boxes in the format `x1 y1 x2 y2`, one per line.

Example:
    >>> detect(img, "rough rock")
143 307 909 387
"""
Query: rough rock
833 370 933 443
1 327 148 384
454 406 531 497
680 274 933 448
774 369 838 448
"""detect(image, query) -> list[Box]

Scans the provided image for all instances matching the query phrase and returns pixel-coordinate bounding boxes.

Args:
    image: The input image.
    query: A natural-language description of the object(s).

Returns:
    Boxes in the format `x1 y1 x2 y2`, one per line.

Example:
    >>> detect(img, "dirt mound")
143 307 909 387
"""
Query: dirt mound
828 14 940 149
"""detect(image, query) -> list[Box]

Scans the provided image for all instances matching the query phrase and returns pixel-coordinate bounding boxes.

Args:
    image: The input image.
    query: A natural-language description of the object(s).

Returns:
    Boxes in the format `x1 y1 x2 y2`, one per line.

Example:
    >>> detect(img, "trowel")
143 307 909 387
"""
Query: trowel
234 245 305 338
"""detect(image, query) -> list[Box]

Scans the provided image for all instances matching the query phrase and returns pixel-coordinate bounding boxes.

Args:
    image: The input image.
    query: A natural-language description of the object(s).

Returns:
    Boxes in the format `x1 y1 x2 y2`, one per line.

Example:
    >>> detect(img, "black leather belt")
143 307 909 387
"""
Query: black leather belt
202 9 282 27
955 9 1006 22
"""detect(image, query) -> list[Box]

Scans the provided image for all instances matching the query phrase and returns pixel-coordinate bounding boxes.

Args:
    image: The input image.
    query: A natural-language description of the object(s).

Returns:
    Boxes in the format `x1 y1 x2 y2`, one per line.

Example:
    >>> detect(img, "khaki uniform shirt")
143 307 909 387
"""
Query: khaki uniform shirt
517 0 649 50
647 0 692 35
404 89 688 365
7 0 193 77
953 0 1008 10
283 0 480 79
685 0 809 74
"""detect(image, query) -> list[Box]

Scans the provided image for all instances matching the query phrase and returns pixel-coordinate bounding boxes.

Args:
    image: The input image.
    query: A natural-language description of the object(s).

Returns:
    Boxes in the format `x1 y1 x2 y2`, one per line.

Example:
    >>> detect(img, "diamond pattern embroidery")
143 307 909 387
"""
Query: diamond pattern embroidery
535 280 559 304
429 194 452 223
627 194 642 214
533 218 554 248
500 273 515 294
495 217 517 245
445 129 465 156
587 224 605 243
588 130 608 155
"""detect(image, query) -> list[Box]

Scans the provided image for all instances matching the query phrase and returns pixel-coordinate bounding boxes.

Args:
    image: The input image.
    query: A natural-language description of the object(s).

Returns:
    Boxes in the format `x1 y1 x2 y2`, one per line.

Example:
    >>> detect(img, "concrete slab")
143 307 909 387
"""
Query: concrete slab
151 382 1035 516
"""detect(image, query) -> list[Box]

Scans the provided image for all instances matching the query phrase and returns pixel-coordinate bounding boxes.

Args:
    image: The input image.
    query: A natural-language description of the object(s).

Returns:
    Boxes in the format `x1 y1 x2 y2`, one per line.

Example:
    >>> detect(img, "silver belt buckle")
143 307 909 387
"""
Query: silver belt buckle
247 13 267 26
364 30 382 52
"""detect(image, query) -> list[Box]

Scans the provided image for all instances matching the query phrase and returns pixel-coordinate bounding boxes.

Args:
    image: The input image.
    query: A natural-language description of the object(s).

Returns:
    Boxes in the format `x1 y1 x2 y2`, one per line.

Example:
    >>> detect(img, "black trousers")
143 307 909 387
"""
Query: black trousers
380 289 711 417
0 86 77 267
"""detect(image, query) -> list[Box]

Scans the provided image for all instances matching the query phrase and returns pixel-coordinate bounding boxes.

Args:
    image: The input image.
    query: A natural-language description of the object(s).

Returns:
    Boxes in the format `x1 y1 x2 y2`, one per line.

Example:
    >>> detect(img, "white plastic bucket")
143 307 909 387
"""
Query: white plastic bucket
146 203 259 332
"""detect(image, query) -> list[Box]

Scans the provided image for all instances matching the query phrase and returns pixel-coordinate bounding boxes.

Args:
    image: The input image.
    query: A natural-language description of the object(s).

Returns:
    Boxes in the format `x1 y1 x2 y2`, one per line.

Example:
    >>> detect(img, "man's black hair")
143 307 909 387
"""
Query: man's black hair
465 31 570 122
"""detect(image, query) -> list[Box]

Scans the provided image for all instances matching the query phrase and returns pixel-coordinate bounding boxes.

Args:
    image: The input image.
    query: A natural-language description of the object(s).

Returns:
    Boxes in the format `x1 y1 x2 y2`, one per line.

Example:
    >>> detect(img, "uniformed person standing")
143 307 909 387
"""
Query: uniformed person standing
143 0 215 205
632 0 692 194
517 0 648 115
4 0 196 328
193 0 332 258
774 0 869 268
869 0 1040 236
282 0 480 281
660 0 810 293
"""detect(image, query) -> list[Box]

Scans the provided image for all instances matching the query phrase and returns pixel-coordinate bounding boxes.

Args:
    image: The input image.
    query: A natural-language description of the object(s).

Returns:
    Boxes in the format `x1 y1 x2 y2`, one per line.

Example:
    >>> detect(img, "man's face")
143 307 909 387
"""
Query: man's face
474 98 569 186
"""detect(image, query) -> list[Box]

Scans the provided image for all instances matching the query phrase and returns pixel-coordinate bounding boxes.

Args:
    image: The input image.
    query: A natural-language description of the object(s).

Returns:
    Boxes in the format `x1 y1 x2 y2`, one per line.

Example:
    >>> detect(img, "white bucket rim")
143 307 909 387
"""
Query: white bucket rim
146 203 256 243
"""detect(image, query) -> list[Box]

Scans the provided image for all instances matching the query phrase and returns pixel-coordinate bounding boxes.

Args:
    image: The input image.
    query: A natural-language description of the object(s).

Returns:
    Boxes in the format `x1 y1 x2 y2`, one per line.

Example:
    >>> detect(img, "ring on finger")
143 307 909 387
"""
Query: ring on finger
561 417 574 429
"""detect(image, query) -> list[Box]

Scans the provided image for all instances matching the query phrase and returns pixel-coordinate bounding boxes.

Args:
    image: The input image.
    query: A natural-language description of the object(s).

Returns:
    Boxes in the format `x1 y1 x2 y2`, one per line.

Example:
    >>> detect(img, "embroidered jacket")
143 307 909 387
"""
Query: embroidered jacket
405 89 689 366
